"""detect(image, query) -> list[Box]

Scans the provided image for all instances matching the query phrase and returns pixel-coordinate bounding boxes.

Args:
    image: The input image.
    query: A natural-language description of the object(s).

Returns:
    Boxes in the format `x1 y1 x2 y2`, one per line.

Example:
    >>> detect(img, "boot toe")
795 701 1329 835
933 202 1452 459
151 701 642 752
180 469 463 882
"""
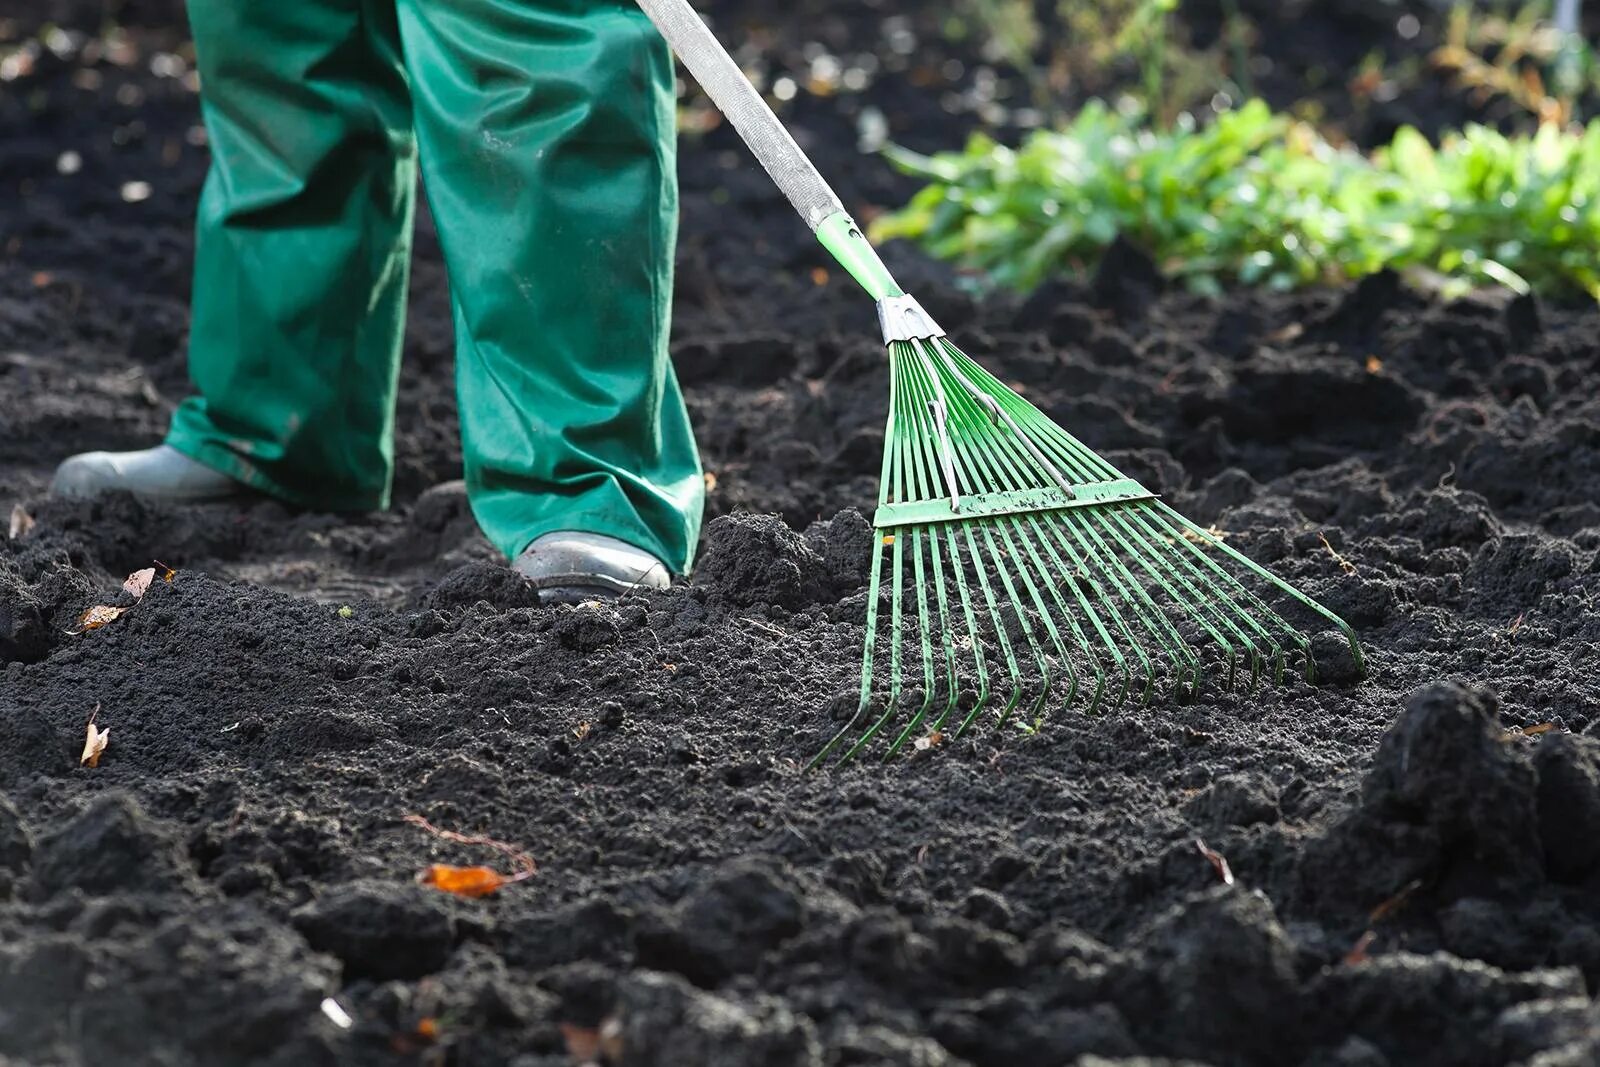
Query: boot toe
50 452 119 499
513 531 671 602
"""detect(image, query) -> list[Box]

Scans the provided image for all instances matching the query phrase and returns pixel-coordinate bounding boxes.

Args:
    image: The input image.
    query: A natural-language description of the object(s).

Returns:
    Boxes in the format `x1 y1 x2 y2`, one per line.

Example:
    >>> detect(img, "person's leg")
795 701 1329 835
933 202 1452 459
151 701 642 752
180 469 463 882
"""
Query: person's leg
163 0 416 510
396 0 704 572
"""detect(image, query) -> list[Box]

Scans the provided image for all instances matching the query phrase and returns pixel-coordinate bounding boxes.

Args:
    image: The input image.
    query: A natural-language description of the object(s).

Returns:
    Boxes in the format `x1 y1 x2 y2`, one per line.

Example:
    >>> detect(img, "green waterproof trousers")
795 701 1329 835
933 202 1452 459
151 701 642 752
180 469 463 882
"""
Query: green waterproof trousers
166 0 704 571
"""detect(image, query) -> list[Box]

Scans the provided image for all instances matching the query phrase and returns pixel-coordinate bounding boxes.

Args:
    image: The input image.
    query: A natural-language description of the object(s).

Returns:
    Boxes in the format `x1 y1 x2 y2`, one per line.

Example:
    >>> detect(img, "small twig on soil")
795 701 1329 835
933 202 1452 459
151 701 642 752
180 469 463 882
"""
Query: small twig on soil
1194 838 1235 886
1317 533 1357 575
404 814 537 878
740 616 788 642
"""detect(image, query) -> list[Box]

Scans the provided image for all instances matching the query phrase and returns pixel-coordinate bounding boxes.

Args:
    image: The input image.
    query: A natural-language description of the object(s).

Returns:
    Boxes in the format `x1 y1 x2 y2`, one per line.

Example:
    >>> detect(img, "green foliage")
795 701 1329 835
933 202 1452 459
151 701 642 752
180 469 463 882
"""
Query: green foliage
874 100 1600 298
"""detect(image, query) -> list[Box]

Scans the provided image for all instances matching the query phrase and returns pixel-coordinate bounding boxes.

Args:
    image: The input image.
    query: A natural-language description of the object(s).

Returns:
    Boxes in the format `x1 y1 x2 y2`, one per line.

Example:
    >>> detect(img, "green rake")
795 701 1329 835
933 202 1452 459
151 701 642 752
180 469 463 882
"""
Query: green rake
635 0 1366 764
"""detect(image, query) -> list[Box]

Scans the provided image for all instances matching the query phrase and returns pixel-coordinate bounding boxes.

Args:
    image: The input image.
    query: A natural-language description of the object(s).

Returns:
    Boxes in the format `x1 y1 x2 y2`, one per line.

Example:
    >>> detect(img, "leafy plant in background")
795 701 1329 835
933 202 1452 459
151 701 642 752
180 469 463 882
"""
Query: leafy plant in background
874 99 1600 298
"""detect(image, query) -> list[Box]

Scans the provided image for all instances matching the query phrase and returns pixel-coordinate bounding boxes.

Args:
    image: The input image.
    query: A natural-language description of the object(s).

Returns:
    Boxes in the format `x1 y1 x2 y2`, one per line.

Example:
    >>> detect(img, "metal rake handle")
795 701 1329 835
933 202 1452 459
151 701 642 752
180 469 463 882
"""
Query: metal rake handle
635 0 919 309
634 0 844 230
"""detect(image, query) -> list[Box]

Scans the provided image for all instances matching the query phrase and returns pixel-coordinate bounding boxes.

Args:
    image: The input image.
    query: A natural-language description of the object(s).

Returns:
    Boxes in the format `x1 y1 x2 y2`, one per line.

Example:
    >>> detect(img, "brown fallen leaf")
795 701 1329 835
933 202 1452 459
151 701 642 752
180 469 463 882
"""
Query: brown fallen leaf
8 503 34 541
1368 878 1423 924
1365 355 1384 374
81 703 109 768
72 605 128 633
912 730 944 752
1344 929 1377 965
123 567 157 598
154 560 176 583
1522 722 1556 735
1195 838 1235 886
572 720 592 742
560 1018 623 1066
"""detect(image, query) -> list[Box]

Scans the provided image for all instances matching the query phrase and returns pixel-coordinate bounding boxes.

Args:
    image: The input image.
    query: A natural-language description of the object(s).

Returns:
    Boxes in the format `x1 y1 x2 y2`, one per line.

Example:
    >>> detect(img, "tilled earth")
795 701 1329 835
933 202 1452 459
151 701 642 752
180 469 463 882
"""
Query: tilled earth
6 2 1600 1065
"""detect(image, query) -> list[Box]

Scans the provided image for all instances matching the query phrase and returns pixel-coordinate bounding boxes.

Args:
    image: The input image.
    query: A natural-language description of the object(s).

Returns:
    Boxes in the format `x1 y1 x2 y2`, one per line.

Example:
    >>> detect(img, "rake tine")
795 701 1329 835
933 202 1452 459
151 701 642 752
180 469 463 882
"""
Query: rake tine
978 523 1056 730
885 353 961 756
996 516 1084 717
1160 503 1365 682
1124 508 1292 688
1098 508 1259 693
1060 509 1204 698
956 523 1025 738
1004 515 1103 713
1027 512 1141 707
940 526 991 729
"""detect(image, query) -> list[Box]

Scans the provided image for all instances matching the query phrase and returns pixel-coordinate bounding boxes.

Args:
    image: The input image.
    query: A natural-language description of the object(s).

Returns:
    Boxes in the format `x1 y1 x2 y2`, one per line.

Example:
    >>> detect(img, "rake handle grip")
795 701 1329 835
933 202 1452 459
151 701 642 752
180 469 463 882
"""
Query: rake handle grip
635 0 846 230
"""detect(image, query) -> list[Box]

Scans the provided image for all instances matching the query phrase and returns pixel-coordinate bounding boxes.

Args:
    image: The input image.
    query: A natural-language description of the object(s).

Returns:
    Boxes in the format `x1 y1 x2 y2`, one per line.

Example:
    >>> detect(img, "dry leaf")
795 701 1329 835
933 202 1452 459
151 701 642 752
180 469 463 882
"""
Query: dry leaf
572 720 592 742
561 1019 623 1066
1368 878 1423 924
419 864 509 897
1195 838 1235 886
81 704 109 768
8 504 34 541
74 605 128 633
810 267 829 286
1344 929 1376 965
561 1023 602 1065
912 730 944 752
123 567 157 598
154 560 176 582
1365 355 1384 374
405 813 537 896
1522 722 1556 735
702 470 718 493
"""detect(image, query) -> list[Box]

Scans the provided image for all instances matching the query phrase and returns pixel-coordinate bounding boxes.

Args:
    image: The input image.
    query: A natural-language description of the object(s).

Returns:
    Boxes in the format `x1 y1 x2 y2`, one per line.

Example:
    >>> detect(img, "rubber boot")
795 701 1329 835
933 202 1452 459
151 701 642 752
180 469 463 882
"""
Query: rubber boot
51 445 242 502
513 531 670 603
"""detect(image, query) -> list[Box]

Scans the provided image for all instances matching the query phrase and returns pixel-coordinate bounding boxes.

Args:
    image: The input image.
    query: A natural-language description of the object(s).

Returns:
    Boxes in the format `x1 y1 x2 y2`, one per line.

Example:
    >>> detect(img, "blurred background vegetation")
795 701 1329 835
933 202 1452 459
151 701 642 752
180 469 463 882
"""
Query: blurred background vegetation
874 0 1600 299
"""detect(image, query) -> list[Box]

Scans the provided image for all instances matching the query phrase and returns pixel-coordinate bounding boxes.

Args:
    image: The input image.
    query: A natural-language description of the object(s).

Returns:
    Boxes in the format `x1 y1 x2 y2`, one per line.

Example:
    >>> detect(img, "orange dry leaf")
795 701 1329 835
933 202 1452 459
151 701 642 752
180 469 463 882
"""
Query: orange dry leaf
1365 355 1383 374
418 864 509 898
1523 722 1556 735
154 560 176 582
1368 878 1423 924
123 567 157 598
810 267 829 286
1344 929 1377 965
912 730 944 752
81 704 109 768
405 813 537 897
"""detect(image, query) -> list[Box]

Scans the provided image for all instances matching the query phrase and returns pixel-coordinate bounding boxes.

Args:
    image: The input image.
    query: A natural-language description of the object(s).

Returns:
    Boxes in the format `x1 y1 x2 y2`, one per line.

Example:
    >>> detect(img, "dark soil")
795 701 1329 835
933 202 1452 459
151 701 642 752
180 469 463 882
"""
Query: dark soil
6 2 1600 1065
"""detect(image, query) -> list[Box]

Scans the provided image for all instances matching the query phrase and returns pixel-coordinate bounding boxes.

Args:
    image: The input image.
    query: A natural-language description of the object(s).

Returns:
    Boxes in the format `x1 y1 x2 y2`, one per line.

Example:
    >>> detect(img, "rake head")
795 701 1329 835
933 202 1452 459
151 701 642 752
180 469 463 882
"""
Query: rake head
813 299 1366 767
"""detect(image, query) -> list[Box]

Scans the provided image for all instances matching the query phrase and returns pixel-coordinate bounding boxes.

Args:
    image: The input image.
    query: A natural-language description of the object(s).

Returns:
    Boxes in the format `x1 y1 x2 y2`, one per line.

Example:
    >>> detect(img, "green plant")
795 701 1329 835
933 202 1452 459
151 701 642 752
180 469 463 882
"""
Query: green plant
874 99 1600 298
